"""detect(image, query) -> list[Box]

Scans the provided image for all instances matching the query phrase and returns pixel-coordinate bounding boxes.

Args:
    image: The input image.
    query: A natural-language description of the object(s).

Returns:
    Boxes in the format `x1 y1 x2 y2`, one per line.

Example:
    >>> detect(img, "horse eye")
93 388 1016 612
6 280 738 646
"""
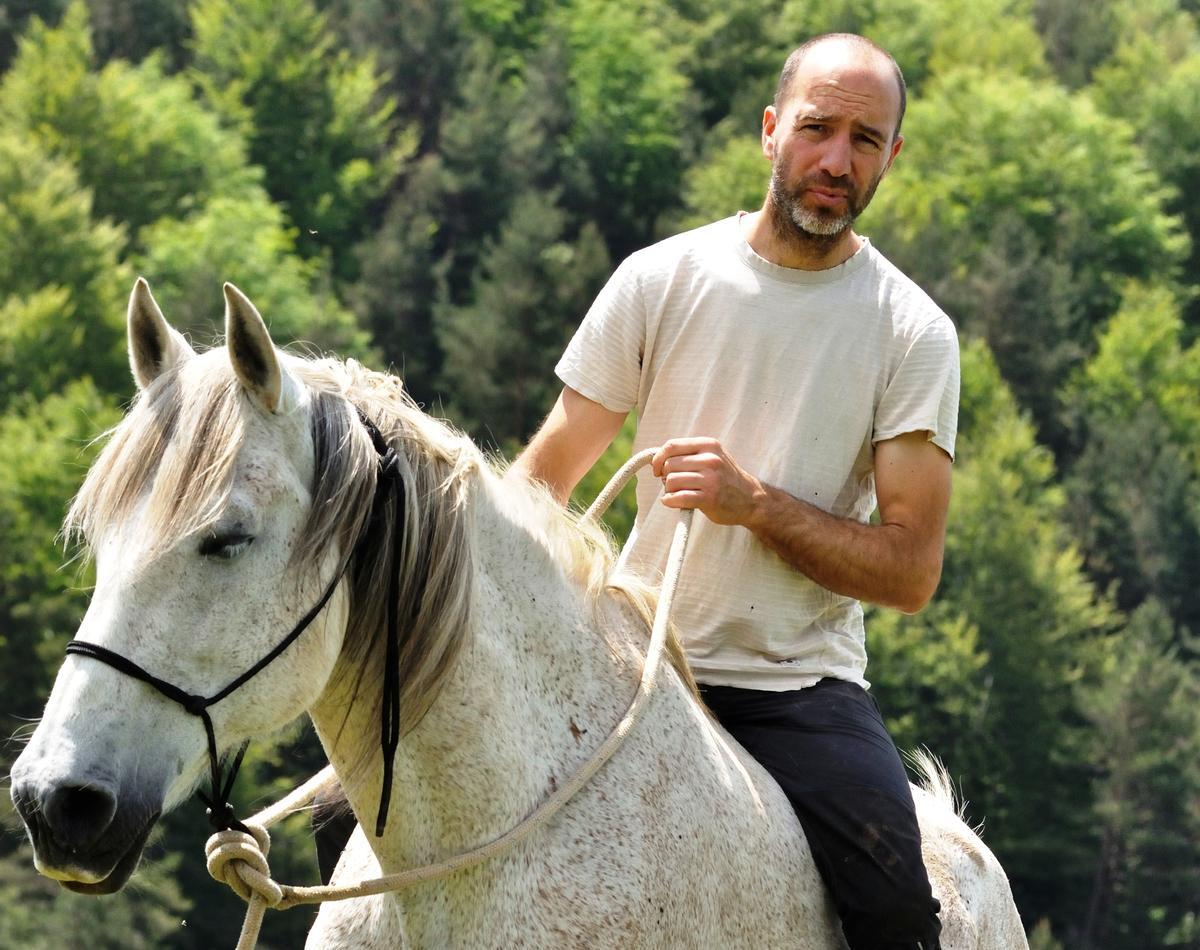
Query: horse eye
199 533 255 560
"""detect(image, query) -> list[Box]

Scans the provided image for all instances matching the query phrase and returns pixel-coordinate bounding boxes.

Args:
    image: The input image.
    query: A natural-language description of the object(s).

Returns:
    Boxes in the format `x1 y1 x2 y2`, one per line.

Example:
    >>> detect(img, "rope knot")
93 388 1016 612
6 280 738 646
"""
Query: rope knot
205 824 284 908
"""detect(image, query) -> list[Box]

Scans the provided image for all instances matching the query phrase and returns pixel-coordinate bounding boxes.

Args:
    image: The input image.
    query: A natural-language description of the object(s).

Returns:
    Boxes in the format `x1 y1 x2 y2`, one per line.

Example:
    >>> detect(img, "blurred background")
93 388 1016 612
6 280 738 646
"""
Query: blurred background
0 0 1197 946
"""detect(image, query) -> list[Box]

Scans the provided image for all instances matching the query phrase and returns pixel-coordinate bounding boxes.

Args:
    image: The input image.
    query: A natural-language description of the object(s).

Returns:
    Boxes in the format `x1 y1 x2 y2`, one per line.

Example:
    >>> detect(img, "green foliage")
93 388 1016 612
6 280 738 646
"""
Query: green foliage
671 119 769 231
1092 23 1200 322
0 2 258 236
190 0 405 280
135 192 372 355
436 194 610 447
1034 0 1122 87
863 68 1188 448
86 0 191 67
778 0 1049 92
1076 600 1200 947
555 0 692 250
0 132 128 404
0 845 191 949
866 604 988 759
1063 284 1200 634
892 339 1114 925
0 381 120 770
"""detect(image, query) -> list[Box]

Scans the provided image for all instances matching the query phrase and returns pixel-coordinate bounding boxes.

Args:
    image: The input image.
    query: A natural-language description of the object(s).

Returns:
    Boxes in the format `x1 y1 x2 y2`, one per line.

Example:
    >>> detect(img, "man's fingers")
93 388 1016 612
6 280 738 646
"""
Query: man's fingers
664 471 706 493
659 451 722 477
653 437 722 476
660 489 704 509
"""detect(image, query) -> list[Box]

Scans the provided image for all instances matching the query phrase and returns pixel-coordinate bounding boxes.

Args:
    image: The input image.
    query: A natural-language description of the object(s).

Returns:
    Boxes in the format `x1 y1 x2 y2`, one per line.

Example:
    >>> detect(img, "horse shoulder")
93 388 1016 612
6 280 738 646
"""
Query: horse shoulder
308 827 409 950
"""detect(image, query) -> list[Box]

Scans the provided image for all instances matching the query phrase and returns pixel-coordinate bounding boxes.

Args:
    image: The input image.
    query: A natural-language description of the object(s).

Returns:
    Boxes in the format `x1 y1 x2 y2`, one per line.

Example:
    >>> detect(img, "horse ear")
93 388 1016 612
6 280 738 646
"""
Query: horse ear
128 278 194 390
223 283 301 414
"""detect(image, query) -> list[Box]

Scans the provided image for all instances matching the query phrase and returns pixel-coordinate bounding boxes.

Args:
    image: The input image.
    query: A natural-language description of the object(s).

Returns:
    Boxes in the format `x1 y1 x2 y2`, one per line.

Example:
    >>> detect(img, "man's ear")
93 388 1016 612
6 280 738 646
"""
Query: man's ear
883 134 904 176
762 105 778 160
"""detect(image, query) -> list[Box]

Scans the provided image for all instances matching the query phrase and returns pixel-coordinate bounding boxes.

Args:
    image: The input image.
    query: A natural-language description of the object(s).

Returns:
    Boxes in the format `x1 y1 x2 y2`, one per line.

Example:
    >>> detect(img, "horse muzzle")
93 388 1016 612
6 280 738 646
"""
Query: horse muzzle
10 773 161 894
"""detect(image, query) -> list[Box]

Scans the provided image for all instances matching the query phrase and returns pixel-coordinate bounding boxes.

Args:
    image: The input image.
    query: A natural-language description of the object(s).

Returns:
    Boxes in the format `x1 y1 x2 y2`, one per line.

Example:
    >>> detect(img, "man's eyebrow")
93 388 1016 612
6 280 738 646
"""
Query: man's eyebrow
793 112 888 142
855 121 887 141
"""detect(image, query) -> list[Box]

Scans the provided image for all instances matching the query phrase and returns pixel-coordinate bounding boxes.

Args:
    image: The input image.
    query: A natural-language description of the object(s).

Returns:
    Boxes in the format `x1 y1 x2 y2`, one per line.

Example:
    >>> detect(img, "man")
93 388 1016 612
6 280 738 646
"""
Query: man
510 33 956 950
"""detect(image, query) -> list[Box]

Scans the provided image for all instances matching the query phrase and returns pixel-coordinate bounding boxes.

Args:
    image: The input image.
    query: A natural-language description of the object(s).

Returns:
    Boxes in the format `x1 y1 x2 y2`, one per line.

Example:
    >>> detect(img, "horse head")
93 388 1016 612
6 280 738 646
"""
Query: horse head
10 280 361 893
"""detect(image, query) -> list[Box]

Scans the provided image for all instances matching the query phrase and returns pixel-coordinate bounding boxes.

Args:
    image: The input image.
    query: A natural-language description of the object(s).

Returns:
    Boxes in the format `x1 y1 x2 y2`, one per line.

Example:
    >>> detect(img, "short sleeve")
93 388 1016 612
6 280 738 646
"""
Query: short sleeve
873 317 960 460
555 256 645 413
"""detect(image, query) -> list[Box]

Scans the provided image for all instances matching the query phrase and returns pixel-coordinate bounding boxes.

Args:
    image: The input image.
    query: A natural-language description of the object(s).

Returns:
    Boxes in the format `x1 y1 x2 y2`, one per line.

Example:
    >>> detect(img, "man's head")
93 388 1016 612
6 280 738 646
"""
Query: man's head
762 34 906 253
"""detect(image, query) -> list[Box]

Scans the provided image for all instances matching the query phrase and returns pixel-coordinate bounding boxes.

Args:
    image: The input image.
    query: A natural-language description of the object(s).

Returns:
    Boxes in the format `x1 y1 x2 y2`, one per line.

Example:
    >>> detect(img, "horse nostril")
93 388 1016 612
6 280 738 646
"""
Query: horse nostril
43 783 118 852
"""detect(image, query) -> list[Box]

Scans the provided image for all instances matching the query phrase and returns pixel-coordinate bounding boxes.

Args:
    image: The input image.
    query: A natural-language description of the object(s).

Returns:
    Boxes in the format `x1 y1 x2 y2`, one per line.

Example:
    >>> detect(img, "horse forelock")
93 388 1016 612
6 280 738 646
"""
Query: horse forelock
66 360 247 561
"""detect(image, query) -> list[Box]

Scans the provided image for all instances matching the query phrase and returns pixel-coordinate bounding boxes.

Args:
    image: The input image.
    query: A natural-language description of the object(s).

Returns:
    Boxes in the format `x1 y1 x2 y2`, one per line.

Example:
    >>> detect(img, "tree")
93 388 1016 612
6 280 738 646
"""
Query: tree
435 192 610 447
135 191 372 356
190 0 405 281
1062 283 1200 636
669 118 769 232
1076 600 1200 949
0 381 121 809
554 0 693 255
0 2 258 238
1091 13 1200 325
871 338 1114 931
0 132 128 405
861 68 1188 451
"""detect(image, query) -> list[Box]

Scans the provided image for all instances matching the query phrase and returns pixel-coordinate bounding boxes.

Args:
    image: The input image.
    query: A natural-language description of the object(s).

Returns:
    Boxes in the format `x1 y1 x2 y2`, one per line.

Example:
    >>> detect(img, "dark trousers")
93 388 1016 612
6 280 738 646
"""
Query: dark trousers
700 679 942 950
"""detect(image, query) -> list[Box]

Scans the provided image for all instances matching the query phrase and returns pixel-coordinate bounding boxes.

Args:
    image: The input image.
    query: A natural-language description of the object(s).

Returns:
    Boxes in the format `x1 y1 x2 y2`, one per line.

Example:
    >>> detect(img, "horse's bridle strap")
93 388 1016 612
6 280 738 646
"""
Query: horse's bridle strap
64 548 350 832
63 405 402 835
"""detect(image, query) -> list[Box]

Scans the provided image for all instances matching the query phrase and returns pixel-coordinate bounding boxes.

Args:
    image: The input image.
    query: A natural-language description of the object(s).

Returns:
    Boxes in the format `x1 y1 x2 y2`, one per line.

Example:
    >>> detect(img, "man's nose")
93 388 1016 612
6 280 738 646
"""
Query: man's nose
817 132 853 179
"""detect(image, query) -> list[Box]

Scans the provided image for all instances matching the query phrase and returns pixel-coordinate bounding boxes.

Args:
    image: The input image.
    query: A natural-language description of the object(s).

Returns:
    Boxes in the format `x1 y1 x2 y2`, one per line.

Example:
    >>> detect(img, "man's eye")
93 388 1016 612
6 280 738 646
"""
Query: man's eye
199 534 255 560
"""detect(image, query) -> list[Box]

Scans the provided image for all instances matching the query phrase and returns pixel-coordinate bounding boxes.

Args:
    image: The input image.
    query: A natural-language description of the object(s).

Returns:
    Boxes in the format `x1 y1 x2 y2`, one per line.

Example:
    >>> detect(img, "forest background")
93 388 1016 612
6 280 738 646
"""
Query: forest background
0 0 1197 947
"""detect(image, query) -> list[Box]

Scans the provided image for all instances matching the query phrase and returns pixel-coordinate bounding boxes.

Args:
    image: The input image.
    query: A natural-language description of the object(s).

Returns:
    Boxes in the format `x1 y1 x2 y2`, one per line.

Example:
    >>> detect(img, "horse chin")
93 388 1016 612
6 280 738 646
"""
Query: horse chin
36 811 159 896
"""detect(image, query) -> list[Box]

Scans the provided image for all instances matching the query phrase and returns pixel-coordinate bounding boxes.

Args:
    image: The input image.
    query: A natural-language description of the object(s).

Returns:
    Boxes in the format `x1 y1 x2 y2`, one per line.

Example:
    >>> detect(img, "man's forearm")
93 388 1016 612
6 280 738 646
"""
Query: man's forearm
742 482 942 614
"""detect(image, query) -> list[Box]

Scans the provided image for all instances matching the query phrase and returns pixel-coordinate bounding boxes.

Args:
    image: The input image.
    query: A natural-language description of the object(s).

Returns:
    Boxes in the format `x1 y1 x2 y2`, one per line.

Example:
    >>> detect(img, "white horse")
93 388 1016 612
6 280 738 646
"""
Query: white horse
11 280 1027 948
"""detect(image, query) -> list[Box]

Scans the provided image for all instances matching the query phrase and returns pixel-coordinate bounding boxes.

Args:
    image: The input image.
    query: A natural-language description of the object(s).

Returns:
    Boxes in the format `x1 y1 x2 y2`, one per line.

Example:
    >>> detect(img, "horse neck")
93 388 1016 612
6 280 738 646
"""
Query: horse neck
309 468 641 870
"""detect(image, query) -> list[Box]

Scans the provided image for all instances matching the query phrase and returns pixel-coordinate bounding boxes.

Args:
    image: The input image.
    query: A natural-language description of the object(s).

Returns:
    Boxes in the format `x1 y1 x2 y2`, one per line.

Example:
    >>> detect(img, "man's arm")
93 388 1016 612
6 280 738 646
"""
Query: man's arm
508 386 628 504
653 431 951 613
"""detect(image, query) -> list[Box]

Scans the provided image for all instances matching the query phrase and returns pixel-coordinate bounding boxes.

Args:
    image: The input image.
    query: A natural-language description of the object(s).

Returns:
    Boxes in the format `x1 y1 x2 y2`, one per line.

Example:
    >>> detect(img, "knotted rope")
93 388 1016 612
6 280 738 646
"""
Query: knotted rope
206 449 691 950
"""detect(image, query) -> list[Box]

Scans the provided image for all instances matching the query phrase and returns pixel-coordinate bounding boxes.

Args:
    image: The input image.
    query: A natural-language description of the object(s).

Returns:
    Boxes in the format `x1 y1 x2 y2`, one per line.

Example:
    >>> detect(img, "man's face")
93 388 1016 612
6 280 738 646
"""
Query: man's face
763 45 903 242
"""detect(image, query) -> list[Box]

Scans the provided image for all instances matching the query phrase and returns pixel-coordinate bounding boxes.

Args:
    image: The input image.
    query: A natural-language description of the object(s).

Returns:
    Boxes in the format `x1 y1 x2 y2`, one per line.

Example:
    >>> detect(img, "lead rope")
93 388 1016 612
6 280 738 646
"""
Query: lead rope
205 449 691 950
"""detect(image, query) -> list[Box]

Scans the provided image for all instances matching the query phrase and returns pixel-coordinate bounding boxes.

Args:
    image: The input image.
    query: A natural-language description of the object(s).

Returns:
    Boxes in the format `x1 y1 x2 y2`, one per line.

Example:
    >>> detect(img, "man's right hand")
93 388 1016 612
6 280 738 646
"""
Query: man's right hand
508 386 627 504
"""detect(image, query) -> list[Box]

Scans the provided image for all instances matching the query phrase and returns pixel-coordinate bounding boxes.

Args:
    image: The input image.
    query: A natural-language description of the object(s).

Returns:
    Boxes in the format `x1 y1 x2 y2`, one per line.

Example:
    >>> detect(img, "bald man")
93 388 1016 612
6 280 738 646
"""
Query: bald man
513 35 953 949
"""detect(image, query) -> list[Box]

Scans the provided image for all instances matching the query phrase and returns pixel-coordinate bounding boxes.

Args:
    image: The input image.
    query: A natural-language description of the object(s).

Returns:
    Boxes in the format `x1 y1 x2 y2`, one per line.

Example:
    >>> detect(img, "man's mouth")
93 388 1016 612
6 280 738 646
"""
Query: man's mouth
806 188 850 209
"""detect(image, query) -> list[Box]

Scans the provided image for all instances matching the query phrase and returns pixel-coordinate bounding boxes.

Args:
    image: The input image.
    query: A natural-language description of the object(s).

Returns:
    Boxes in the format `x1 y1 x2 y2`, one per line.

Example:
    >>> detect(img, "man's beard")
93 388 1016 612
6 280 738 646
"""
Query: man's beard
767 165 882 255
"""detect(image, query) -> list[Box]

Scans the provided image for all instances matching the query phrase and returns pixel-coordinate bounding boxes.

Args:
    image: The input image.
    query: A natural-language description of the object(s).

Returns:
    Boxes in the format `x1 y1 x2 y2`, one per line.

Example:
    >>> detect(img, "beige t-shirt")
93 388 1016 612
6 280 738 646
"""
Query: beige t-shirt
556 215 959 690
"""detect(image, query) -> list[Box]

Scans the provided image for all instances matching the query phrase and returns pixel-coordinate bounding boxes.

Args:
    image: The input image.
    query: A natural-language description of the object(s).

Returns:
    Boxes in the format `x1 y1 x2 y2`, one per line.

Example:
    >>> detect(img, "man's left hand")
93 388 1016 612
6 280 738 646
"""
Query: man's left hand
652 437 765 527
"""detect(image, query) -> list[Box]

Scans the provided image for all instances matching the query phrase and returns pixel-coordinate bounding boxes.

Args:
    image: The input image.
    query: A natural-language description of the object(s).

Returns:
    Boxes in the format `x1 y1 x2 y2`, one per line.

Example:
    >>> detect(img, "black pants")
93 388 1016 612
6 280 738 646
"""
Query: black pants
700 679 942 950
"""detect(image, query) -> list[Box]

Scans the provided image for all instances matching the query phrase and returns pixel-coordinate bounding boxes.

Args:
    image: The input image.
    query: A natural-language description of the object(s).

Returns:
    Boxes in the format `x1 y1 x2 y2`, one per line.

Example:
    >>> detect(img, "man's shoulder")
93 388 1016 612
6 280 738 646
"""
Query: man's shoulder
621 215 740 277
862 242 955 336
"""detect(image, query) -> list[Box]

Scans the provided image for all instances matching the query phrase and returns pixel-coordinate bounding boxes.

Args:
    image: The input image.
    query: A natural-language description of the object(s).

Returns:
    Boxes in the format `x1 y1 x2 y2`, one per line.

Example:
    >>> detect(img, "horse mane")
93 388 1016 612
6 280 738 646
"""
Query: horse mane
66 349 694 789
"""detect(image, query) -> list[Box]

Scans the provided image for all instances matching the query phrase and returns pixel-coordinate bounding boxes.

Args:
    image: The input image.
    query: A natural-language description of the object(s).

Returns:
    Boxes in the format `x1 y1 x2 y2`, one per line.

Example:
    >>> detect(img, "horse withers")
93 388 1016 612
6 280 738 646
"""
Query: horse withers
10 279 1027 948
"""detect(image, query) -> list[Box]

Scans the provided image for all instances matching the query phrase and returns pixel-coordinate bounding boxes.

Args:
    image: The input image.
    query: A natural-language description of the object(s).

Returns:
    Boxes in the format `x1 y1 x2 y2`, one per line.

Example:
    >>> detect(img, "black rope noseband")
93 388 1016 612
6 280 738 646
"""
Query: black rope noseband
65 407 406 837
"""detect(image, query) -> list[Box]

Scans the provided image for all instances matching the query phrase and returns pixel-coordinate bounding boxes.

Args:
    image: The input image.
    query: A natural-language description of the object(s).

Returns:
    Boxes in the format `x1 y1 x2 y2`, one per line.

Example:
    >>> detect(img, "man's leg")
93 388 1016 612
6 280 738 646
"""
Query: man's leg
700 679 941 950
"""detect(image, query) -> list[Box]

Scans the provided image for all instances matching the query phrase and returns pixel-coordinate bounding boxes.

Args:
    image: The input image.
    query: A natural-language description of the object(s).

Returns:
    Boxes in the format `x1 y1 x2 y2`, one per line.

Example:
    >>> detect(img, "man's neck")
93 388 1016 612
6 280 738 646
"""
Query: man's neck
742 207 862 271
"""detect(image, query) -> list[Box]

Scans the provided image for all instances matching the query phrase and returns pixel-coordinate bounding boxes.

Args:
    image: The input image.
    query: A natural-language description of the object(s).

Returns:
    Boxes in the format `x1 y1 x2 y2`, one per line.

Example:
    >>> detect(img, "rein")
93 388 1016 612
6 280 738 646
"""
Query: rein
64 407 406 838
